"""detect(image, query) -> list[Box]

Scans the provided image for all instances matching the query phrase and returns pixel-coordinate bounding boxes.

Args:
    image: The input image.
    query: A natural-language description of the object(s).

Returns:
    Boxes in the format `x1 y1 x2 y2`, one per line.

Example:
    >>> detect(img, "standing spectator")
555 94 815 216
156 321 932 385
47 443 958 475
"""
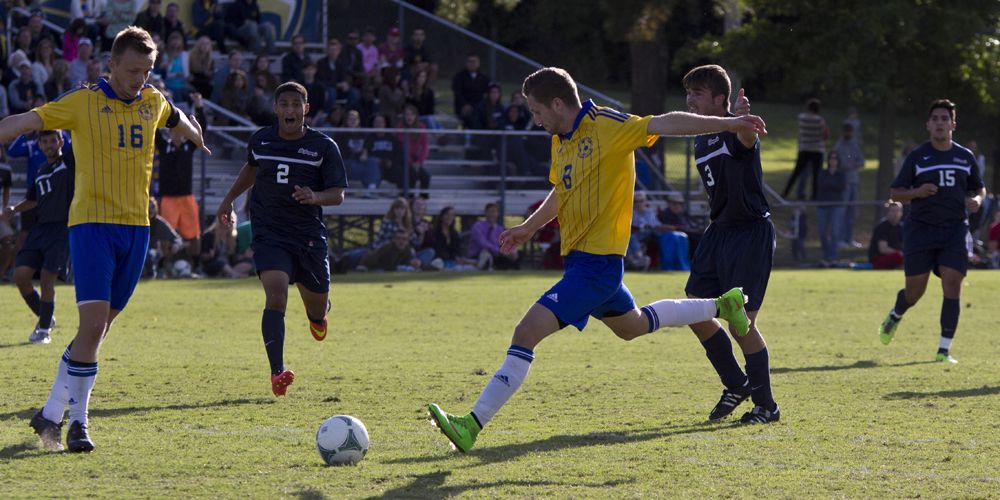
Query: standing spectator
815 151 847 266
782 98 827 200
43 60 71 101
9 60 44 114
133 0 166 40
378 26 404 70
193 0 227 52
404 28 436 82
356 28 379 78
159 31 189 99
844 106 861 148
67 37 93 85
281 34 307 84
378 66 405 121
394 104 430 193
62 18 88 62
211 50 243 101
367 114 403 185
429 206 475 269
339 110 380 194
156 93 206 269
833 122 865 248
868 200 904 269
451 53 490 128
225 0 276 53
162 2 186 42
187 35 214 98
468 202 518 270
217 70 252 124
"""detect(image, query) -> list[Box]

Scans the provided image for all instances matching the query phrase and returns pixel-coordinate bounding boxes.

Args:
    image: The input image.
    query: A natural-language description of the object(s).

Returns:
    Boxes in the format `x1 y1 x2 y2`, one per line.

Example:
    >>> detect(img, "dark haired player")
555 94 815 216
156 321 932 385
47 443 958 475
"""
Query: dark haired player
879 99 985 363
217 81 347 396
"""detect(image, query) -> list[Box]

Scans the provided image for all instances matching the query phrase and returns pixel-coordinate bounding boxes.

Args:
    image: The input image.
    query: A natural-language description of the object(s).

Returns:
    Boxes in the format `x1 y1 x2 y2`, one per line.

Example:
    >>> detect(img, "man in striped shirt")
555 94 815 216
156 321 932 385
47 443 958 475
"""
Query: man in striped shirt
782 98 828 200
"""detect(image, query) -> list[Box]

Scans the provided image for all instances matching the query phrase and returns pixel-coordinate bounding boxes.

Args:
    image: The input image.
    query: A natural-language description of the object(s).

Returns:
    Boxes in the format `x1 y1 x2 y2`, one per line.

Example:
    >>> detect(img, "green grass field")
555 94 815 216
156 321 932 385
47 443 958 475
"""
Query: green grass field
2 271 999 498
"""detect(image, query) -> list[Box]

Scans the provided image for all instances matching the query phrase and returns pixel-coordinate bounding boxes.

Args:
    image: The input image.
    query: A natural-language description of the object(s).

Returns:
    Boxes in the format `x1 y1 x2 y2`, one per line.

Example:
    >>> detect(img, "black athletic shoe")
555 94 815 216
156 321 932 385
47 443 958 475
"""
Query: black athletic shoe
739 404 781 424
29 411 64 451
66 420 95 453
708 386 751 421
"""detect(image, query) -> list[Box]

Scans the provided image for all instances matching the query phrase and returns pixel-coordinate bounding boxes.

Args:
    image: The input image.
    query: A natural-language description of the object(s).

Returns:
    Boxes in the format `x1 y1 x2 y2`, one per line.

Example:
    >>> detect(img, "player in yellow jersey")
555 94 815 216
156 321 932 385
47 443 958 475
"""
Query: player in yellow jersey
0 26 209 453
428 67 768 452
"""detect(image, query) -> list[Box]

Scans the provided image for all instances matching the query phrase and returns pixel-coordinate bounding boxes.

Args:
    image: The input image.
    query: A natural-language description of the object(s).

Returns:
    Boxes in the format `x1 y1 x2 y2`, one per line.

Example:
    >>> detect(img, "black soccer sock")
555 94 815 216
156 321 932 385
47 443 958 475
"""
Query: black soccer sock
39 300 55 329
892 289 911 318
22 290 41 316
939 297 960 349
745 347 775 410
701 328 748 391
261 309 286 375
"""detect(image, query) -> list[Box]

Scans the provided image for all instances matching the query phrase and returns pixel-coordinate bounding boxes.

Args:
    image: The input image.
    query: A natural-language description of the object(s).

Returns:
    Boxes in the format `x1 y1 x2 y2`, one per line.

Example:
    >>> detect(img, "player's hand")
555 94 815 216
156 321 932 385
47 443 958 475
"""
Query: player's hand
728 114 768 136
292 185 319 205
216 201 236 227
499 224 534 256
189 114 212 155
966 196 982 212
733 88 750 116
915 183 938 198
190 92 203 108
0 205 13 221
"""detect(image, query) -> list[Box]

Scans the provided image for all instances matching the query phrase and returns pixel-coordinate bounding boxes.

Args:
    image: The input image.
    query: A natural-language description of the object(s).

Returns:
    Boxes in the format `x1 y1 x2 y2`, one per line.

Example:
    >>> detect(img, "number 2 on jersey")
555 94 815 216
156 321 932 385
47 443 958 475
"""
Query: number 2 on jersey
703 164 716 186
276 163 290 184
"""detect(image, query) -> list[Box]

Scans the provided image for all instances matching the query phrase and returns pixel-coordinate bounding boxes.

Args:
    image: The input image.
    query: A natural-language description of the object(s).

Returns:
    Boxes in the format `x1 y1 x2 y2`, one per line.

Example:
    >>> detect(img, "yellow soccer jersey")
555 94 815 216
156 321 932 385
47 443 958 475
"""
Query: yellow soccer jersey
34 79 176 227
548 100 657 256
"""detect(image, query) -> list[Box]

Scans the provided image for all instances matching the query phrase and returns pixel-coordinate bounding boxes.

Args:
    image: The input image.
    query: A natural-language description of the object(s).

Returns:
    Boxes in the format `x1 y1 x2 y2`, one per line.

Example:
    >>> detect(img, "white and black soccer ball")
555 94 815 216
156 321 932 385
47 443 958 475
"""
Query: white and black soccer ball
316 415 369 465
171 259 193 278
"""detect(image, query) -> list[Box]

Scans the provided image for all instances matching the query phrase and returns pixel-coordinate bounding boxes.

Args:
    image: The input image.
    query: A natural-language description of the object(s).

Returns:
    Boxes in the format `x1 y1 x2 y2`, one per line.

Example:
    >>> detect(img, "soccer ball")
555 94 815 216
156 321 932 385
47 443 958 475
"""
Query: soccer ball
316 415 369 465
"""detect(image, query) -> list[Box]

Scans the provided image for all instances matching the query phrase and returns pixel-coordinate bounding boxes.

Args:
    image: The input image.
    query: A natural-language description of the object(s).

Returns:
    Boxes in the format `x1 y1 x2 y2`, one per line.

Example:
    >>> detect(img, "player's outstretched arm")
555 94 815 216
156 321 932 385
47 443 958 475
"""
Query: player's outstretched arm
1 199 38 221
0 111 43 144
217 162 257 226
172 111 212 155
292 185 345 206
647 111 767 138
499 188 558 255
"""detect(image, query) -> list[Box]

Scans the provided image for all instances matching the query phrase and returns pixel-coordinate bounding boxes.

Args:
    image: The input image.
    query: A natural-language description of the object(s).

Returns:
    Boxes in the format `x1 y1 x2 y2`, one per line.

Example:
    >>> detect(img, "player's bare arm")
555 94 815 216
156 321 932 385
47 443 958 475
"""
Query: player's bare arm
217 162 258 226
732 88 759 148
966 187 986 212
499 188 558 255
0 111 43 143
890 183 938 202
292 185 346 206
647 111 767 137
1 199 38 220
171 110 212 155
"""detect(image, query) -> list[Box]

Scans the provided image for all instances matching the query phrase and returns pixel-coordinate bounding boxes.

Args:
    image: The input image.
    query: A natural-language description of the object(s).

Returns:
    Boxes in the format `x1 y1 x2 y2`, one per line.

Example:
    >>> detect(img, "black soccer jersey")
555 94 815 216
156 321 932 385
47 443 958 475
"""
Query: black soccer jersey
693 129 770 227
156 130 196 196
0 163 11 192
247 126 347 249
892 142 985 227
27 157 73 224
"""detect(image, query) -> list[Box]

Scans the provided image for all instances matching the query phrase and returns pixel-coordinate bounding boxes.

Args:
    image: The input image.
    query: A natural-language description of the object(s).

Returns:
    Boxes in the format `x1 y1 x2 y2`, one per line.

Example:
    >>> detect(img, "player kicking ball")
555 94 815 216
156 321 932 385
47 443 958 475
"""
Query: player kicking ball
217 82 347 396
428 67 768 452
1 130 72 345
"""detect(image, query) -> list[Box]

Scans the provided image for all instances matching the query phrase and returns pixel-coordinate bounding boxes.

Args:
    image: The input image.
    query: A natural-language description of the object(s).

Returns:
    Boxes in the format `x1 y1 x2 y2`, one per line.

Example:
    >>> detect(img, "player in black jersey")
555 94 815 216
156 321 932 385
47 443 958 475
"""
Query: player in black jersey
216 82 348 396
1 129 73 346
879 99 986 363
681 65 780 424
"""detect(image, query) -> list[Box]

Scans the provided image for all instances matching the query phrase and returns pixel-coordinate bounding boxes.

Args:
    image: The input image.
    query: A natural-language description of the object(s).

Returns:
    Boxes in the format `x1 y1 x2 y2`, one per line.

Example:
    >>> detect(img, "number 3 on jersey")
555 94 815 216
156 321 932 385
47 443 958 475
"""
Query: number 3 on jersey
276 163 289 184
702 164 715 186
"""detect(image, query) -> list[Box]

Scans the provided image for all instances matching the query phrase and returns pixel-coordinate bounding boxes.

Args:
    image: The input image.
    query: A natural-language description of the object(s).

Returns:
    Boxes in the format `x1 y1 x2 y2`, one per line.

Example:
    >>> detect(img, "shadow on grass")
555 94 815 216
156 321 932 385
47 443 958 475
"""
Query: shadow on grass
386 421 739 467
772 359 936 374
0 341 31 350
883 385 1000 400
290 487 327 500
366 470 630 499
0 398 274 422
0 442 40 460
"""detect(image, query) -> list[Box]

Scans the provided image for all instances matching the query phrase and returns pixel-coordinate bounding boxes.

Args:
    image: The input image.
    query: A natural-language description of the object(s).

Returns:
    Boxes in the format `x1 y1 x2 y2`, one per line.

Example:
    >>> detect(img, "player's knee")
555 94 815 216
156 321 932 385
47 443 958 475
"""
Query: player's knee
611 325 642 341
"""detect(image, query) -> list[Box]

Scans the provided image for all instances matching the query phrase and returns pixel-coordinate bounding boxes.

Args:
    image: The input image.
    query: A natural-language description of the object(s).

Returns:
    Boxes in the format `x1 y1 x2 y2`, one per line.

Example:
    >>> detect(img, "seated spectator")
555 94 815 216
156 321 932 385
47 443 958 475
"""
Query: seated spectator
8 59 44 114
526 197 562 270
317 38 360 112
31 37 57 86
62 18 87 62
26 11 57 52
427 206 476 270
200 219 254 278
474 82 504 130
43 59 71 101
451 53 490 128
359 228 421 272
373 197 413 250
300 60 327 127
339 110 380 194
339 30 366 84
407 68 437 128
378 26 404 71
84 58 103 85
356 27 380 78
324 104 346 127
628 191 685 271
394 104 431 193
0 84 9 120
188 35 214 98
12 29 33 64
225 0 275 53
378 66 406 121
500 100 540 176
193 0 227 54
367 114 403 185
217 70 252 124
357 83 379 126
404 28 437 83
146 197 184 279
281 34 307 84
159 31 190 99
409 196 436 266
816 151 847 266
989 209 1000 269
163 2 186 42
134 0 166 40
468 202 519 270
211 50 243 101
658 194 703 252
869 200 905 269
778 204 808 263
248 72 277 125
249 53 279 93
67 37 94 86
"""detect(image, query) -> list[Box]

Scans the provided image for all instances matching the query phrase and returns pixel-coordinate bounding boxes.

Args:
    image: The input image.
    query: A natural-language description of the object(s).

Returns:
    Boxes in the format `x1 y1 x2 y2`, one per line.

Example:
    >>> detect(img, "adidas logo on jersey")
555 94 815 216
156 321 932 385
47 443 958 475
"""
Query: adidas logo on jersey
546 293 558 303
100 105 113 113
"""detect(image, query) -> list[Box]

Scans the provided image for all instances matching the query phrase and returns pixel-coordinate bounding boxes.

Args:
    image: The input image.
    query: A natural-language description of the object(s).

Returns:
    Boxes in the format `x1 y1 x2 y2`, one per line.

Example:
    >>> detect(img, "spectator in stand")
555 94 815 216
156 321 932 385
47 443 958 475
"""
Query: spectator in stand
145 196 184 279
156 92 206 269
340 30 366 84
249 53 279 92
988 210 1000 269
356 27 379 78
225 0 275 53
475 83 505 130
468 202 518 270
407 68 437 128
134 0 166 40
248 72 276 125
378 66 406 121
159 31 190 99
211 50 243 101
26 11 56 52
869 200 904 270
200 219 254 278
84 57 102 85
452 53 490 128
193 0 227 53
429 206 475 270
833 122 865 249
217 70 252 124
816 150 847 266
62 18 87 62
0 19 9 74
324 104 346 127
43 59 71 101
395 104 431 193
659 193 703 257
782 97 828 200
281 34 307 84
0 84 9 120
67 37 93 86
188 35 214 98
163 2 186 42
844 106 861 148
31 37 56 86
359 228 422 272
317 38 359 112
97 0 135 51
13 29 34 63
378 26 404 71
409 196 435 266
300 61 327 127
340 110 380 195
404 28 436 83
367 113 403 186
357 82 379 127
9 60 43 114
372 197 413 250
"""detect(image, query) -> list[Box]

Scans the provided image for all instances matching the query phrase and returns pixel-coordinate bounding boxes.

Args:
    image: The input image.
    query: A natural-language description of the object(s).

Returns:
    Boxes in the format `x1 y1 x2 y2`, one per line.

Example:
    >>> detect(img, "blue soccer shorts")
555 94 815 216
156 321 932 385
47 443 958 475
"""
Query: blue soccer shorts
69 223 150 311
536 251 636 331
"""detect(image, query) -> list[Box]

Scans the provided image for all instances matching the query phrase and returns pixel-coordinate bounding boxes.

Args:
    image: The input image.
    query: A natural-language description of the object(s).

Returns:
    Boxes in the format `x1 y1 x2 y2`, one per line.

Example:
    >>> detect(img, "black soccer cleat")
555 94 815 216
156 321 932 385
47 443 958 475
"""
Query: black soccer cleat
708 386 751 421
66 420 95 453
29 411 64 451
739 404 780 424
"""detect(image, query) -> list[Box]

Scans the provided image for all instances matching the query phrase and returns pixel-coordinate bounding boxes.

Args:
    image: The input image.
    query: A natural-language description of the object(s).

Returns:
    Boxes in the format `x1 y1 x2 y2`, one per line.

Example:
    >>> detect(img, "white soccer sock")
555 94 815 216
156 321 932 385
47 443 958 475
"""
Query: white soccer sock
41 346 72 423
471 346 534 427
66 360 99 426
641 298 717 331
939 337 954 351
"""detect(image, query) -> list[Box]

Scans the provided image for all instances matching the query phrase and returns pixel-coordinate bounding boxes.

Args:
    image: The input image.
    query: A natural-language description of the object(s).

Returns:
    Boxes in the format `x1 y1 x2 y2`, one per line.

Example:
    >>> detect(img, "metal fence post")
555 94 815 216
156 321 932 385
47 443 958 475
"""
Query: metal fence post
499 133 508 220
402 130 410 197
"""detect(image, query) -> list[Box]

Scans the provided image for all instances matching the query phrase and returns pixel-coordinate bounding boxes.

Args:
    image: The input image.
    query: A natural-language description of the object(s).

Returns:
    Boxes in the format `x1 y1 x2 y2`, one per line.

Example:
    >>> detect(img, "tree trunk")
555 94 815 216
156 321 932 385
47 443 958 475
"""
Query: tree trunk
875 101 897 222
629 38 667 116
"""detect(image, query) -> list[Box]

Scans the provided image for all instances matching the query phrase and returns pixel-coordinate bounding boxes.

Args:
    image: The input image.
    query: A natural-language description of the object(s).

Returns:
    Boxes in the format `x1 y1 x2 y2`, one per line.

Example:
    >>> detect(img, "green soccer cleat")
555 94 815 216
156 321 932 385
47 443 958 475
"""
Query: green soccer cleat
427 403 480 453
935 351 958 364
879 312 901 345
716 287 750 337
